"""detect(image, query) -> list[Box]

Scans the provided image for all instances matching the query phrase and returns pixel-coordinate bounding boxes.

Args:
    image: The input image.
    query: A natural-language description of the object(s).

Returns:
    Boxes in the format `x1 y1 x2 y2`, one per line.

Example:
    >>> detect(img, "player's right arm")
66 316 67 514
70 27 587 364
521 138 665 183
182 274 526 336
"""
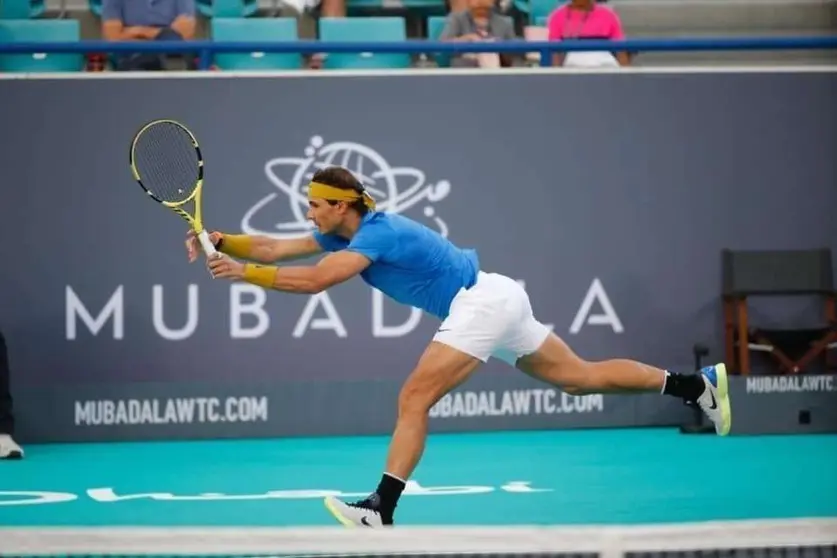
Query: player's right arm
186 231 322 264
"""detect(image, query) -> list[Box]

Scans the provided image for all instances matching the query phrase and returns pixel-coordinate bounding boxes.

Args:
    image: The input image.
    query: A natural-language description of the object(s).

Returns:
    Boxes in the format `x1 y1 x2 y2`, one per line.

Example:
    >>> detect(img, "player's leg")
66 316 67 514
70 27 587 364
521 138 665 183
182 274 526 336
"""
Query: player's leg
508 296 731 435
324 272 513 528
0 329 23 460
384 342 481 481
324 340 482 527
473 273 730 433
518 332 673 394
515 332 730 434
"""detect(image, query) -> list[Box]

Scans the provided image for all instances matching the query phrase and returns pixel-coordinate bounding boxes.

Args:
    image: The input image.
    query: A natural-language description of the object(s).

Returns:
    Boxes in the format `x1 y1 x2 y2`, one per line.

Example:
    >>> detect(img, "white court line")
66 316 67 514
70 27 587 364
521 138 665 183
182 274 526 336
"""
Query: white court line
1 518 836 556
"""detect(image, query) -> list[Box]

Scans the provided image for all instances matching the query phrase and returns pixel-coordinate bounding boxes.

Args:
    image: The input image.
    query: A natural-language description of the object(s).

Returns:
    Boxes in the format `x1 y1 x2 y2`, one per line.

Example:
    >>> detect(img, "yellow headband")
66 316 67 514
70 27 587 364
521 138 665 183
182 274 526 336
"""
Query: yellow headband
307 181 377 210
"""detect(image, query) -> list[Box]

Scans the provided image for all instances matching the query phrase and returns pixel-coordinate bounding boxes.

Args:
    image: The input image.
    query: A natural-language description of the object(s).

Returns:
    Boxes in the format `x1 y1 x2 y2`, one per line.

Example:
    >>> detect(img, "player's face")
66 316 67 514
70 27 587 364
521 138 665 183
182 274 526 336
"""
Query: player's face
307 198 345 234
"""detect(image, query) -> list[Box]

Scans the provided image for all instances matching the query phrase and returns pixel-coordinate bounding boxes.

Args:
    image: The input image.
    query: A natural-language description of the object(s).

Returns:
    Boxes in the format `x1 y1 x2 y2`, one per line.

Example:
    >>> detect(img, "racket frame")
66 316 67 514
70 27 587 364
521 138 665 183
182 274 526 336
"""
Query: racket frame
129 119 217 257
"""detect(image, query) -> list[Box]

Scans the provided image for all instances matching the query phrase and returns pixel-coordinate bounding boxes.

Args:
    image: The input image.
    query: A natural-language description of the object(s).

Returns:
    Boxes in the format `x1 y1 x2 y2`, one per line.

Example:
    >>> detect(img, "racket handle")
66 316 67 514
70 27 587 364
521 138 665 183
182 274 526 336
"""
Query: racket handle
197 229 218 257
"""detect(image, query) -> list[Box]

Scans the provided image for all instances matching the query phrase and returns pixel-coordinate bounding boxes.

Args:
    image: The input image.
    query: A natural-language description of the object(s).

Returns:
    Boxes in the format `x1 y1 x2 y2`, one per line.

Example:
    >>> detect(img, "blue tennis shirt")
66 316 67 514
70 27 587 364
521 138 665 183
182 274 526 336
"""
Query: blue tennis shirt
313 212 479 320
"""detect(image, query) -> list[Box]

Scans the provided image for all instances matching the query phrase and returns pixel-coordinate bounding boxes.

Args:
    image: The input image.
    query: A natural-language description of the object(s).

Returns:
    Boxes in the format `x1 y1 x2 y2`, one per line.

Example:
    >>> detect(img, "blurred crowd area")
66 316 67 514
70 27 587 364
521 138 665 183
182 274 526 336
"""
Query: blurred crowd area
0 0 835 71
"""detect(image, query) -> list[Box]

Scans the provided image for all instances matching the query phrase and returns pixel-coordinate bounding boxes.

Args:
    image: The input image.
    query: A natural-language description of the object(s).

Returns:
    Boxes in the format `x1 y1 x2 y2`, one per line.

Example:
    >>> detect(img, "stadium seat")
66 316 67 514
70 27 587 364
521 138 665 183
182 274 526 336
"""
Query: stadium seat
0 0 46 19
88 0 101 16
529 0 557 23
514 0 555 22
426 15 446 39
318 17 411 69
426 15 449 67
197 0 259 18
0 19 84 72
212 17 301 69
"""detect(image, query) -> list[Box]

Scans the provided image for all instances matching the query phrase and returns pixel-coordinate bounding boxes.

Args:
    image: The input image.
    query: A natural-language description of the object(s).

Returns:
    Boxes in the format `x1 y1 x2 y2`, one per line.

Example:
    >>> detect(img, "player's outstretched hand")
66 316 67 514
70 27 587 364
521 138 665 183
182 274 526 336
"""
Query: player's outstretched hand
185 230 223 263
207 253 245 281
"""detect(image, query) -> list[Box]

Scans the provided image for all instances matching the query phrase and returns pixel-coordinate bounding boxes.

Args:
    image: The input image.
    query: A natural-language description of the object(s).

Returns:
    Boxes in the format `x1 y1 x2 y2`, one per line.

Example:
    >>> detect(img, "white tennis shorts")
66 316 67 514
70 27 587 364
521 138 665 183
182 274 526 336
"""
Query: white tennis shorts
433 271 552 366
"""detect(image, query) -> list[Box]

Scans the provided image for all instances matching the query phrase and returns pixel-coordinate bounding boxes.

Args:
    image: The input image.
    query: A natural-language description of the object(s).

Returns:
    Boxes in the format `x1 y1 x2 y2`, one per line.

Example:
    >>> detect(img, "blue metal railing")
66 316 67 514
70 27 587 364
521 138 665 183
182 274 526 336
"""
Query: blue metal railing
0 36 836 69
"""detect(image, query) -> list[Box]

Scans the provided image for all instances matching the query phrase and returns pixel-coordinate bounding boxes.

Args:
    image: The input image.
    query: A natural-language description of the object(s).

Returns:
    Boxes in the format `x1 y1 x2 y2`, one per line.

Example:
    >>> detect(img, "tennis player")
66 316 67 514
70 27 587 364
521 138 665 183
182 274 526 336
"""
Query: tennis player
188 166 732 528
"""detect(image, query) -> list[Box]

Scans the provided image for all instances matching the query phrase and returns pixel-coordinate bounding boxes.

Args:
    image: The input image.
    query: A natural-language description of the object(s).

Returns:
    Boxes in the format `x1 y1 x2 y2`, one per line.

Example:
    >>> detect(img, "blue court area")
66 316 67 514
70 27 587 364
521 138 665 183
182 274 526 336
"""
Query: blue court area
2 428 836 527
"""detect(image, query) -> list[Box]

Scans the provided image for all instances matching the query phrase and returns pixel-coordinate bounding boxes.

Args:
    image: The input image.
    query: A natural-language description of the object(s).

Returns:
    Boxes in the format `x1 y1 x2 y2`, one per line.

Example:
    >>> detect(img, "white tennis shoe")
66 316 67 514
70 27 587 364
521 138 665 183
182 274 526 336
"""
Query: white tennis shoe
0 434 23 459
324 495 388 527
696 363 732 436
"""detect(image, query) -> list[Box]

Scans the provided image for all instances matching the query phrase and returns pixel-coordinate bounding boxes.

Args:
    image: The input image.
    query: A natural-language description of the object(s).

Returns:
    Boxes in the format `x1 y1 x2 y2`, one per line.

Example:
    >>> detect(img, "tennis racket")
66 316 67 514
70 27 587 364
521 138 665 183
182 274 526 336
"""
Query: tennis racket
129 119 218 258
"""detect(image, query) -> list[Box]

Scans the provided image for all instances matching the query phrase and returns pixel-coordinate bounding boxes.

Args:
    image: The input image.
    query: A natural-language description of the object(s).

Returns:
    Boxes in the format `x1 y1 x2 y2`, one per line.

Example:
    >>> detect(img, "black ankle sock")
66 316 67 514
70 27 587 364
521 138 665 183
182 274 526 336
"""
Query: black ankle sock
374 472 405 518
662 371 705 401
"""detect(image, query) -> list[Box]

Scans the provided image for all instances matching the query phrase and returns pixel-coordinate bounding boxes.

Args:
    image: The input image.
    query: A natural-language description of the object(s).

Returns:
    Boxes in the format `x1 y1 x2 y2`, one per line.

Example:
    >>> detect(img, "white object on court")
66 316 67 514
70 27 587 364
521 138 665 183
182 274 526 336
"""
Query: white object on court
324 496 386 527
696 363 732 436
0 433 23 459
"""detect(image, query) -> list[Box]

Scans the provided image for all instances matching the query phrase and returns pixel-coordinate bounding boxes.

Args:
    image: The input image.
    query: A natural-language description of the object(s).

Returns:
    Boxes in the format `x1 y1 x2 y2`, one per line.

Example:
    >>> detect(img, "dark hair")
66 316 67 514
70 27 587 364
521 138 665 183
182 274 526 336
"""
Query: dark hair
311 166 369 215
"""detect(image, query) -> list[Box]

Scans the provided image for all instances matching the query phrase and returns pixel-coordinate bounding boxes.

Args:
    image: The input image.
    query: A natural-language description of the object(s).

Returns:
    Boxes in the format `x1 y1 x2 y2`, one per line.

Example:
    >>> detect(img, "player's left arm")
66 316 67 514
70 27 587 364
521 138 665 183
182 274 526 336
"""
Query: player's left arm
208 250 371 294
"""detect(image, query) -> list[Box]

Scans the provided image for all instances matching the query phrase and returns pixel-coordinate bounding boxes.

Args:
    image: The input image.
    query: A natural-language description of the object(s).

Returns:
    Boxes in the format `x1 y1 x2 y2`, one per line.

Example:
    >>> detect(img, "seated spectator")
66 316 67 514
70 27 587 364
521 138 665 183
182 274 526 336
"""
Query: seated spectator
319 0 347 18
101 0 197 71
546 0 630 68
447 0 505 18
0 329 23 460
440 0 519 68
282 0 345 15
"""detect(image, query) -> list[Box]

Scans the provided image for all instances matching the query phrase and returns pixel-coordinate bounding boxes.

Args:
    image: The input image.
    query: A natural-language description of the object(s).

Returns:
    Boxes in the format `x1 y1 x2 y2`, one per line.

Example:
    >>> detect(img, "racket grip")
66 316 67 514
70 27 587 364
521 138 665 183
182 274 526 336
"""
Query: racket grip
197 229 218 257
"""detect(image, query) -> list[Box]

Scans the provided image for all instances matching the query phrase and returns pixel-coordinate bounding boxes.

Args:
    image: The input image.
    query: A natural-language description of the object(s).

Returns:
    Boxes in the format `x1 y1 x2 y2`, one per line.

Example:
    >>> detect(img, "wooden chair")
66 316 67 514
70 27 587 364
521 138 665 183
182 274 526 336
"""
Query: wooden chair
722 248 837 375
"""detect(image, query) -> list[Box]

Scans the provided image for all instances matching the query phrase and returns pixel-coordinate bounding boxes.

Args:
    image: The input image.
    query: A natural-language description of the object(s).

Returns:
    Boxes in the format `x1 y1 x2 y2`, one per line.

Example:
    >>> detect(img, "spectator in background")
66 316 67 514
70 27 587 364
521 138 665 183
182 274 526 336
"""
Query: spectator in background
446 0 505 18
440 0 519 68
283 0 345 17
0 329 23 460
101 0 197 71
546 0 630 68
320 0 347 18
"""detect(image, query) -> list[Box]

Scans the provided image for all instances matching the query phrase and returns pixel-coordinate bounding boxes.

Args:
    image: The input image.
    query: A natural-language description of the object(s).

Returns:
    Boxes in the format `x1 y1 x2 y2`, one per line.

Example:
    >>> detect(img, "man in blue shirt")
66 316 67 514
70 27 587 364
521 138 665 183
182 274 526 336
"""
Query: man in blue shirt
193 166 732 527
101 0 196 71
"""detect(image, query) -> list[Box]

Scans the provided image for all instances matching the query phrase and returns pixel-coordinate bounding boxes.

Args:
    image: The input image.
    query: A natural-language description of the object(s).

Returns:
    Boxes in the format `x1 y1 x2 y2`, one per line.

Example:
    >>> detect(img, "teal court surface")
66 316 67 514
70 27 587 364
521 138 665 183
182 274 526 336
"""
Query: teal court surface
2 428 837 528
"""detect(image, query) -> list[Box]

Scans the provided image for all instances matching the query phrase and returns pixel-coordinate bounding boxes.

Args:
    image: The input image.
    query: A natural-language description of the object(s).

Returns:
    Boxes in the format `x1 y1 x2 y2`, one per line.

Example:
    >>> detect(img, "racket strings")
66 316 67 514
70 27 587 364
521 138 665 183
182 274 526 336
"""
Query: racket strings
133 122 201 204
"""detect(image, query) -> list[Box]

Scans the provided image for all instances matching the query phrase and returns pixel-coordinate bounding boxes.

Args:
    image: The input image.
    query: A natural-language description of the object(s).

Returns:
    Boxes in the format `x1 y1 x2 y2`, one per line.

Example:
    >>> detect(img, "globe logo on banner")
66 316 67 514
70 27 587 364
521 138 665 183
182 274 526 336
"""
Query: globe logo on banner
241 136 452 238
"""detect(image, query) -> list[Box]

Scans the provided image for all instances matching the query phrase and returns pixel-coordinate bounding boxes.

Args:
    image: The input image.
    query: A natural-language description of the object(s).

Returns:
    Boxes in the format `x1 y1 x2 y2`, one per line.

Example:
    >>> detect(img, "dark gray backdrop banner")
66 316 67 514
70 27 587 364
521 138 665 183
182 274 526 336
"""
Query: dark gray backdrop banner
0 71 835 443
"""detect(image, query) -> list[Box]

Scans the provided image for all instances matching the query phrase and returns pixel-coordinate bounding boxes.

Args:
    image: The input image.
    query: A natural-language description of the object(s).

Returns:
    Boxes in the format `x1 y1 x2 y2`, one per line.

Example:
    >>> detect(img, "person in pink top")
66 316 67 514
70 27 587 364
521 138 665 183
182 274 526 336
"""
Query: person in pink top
546 0 630 67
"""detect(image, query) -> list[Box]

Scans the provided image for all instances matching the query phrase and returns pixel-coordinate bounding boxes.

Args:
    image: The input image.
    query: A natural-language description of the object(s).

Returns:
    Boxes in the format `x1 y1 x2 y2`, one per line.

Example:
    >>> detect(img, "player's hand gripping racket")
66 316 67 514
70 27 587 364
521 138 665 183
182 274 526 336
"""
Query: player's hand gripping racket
129 119 218 258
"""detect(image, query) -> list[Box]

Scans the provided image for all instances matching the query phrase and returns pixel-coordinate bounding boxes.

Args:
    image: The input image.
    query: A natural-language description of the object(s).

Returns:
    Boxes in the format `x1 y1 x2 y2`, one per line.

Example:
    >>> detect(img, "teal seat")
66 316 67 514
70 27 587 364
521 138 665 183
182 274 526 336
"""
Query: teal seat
88 0 101 16
212 17 301 69
345 0 383 8
426 15 448 67
529 0 557 24
0 0 46 19
426 14 446 39
0 19 84 72
319 17 410 69
197 0 259 18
